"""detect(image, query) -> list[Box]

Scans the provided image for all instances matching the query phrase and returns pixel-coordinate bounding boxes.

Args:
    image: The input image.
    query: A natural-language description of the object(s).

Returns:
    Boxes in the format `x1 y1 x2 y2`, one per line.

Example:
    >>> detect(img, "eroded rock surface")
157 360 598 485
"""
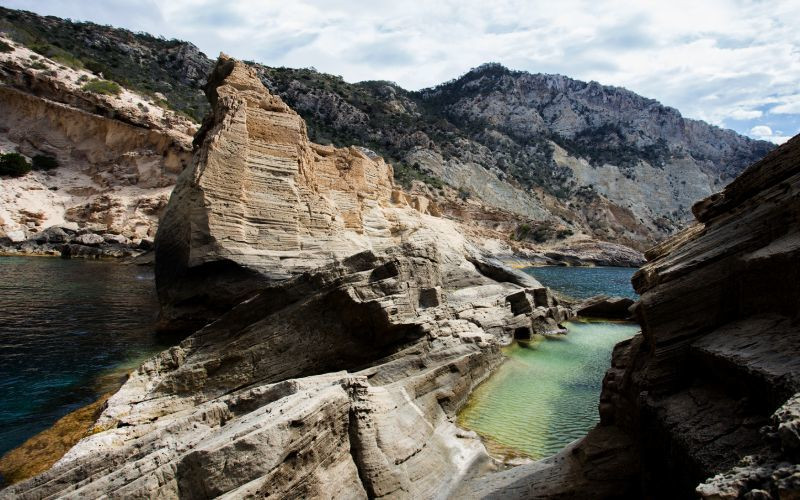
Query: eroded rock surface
1 243 572 498
1 56 576 498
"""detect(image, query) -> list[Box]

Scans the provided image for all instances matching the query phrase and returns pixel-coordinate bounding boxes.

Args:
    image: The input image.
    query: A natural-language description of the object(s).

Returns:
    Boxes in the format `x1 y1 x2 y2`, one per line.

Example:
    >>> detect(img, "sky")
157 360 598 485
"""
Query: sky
3 1 799 144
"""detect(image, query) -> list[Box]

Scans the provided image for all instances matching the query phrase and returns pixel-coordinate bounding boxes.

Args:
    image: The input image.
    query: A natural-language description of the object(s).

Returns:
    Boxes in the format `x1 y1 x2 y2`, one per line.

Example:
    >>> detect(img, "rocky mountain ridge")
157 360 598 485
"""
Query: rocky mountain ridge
0 28 643 267
0 6 774 251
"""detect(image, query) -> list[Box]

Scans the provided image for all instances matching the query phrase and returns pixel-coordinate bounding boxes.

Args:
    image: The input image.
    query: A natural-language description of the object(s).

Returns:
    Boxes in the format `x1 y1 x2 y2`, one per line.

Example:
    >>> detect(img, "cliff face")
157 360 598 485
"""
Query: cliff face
2 56 576 498
470 134 800 498
155 55 443 332
616 134 800 497
0 37 194 244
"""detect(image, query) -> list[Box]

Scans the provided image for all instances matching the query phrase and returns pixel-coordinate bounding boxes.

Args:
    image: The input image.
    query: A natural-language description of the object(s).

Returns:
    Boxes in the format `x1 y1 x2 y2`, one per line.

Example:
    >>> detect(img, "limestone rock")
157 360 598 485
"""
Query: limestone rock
0 37 193 244
2 242 552 498
73 233 104 246
3 55 579 499
155 55 452 333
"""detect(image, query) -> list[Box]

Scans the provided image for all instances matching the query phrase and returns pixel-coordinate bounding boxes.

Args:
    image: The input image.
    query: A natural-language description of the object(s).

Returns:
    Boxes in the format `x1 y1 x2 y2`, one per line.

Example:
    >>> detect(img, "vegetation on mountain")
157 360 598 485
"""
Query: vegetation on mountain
0 153 31 177
31 154 58 171
81 79 121 96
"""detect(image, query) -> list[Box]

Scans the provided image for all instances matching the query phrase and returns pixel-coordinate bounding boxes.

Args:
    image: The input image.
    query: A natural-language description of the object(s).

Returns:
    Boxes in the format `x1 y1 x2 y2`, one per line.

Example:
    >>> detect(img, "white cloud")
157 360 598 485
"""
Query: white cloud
728 109 763 120
2 0 798 140
750 125 773 137
749 125 792 144
770 95 800 114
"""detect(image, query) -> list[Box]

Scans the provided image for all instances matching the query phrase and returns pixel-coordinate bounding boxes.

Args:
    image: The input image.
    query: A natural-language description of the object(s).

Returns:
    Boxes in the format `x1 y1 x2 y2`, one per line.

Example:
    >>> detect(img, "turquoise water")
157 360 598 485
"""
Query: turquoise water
524 266 638 299
458 321 639 459
459 265 640 459
0 257 164 457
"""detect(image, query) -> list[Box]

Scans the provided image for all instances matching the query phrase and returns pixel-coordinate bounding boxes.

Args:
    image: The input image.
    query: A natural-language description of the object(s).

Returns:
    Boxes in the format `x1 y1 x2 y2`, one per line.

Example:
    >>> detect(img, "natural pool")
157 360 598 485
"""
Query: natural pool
0 257 164 457
458 265 639 460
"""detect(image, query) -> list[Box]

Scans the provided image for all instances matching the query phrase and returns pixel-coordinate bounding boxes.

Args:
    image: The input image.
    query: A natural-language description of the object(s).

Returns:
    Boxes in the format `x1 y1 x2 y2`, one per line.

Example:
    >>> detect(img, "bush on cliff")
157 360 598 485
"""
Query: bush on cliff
0 153 31 177
0 39 12 52
32 154 58 171
82 78 122 96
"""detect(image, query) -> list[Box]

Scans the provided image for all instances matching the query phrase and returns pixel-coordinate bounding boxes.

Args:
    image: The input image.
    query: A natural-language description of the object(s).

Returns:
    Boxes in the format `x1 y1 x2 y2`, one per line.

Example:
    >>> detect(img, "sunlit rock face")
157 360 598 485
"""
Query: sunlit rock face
155 55 442 333
0 37 194 243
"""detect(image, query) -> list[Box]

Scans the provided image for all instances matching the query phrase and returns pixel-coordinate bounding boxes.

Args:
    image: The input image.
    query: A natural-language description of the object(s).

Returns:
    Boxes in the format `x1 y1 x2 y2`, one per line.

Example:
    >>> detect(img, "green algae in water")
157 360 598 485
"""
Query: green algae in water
458 321 639 460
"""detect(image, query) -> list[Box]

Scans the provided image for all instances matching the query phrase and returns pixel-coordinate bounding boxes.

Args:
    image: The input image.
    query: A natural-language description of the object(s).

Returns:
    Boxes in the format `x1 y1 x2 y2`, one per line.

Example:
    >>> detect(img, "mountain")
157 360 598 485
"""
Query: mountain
0 6 774 252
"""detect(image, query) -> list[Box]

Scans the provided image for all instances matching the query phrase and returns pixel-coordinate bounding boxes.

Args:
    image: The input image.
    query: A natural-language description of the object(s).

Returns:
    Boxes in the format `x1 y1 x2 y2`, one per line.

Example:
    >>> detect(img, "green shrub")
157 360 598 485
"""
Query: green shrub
0 153 31 177
32 154 58 171
82 79 121 96
556 228 574 239
29 60 48 70
0 40 12 53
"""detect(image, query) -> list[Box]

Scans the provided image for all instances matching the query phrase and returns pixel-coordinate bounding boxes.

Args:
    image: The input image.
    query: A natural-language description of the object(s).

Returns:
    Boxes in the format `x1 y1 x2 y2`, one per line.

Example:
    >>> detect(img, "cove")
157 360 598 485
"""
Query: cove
458 266 639 460
0 257 163 457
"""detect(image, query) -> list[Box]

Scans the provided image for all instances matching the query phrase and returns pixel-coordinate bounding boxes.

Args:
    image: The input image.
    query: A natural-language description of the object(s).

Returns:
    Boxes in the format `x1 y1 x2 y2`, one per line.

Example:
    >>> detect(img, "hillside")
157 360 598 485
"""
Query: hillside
0 6 774 251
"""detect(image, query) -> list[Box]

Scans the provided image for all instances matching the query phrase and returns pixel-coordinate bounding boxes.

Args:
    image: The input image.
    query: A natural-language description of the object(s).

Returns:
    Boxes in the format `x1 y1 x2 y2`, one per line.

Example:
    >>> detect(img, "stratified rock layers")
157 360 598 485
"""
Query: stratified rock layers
155 56 441 333
2 56 576 498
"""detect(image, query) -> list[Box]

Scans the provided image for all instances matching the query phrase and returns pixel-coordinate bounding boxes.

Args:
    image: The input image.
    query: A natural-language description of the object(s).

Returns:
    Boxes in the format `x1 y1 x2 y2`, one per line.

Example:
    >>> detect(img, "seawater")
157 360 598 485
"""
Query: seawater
457 266 639 460
523 265 639 300
0 257 163 457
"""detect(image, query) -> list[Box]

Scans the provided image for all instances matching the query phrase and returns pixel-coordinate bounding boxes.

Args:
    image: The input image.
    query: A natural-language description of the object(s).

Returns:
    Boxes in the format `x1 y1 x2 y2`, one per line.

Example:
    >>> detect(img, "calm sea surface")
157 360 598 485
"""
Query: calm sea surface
0 260 639 463
523 265 639 300
0 257 164 457
458 265 639 459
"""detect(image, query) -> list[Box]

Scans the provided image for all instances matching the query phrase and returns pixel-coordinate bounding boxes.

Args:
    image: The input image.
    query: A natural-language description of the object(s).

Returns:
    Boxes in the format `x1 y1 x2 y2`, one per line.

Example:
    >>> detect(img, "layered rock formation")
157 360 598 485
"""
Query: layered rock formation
471 134 800 498
155 55 445 332
2 56 576 498
0 37 193 245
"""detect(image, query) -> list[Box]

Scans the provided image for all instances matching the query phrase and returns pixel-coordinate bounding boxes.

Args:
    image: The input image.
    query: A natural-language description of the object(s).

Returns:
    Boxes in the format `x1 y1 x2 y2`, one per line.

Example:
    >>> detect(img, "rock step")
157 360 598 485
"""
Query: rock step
638 381 771 495
690 314 800 410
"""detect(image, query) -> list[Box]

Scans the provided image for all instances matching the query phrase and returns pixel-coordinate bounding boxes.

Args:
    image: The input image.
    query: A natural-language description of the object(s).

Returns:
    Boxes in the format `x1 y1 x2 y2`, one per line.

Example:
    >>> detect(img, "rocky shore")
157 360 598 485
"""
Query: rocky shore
3 54 796 499
0 56 579 498
461 133 800 498
0 225 151 259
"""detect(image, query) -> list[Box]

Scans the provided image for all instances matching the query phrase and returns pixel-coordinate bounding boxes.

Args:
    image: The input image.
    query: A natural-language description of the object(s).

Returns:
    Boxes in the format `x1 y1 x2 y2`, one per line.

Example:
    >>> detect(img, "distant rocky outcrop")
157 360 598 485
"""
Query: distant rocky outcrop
0 224 151 258
470 134 800 498
2 56 577 498
0 36 194 244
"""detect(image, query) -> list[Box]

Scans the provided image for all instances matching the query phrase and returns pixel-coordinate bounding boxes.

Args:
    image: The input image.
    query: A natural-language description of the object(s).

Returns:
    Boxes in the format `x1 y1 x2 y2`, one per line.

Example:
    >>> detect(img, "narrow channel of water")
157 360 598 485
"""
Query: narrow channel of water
0 257 163 457
457 266 639 460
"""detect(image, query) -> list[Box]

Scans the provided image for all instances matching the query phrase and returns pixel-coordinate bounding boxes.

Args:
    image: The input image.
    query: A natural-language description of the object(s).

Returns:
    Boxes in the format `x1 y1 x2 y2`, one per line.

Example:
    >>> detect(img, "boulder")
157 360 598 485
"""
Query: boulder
73 233 104 246
6 230 25 243
101 233 130 245
34 226 68 244
575 295 634 319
